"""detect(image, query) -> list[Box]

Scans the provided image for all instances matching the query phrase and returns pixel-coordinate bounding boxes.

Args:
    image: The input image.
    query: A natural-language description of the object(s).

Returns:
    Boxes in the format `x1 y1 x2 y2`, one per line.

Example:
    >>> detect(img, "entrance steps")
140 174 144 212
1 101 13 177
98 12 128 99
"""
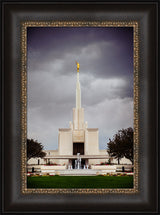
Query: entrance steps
58 169 98 176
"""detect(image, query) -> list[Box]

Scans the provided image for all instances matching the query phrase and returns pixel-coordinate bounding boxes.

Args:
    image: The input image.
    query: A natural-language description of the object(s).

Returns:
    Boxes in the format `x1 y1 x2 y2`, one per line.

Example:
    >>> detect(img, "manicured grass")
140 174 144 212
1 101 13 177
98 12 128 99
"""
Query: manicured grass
27 176 133 189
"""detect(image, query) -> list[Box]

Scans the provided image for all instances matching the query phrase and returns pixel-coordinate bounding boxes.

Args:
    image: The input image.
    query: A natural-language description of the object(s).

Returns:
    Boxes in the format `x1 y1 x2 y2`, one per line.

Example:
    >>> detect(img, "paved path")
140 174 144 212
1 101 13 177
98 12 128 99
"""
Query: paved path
58 169 98 176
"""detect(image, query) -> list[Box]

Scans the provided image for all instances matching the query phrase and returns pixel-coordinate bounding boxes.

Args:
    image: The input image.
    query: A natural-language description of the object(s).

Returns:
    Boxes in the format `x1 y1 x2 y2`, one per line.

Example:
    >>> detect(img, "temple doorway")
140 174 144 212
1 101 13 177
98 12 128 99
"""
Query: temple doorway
73 142 84 155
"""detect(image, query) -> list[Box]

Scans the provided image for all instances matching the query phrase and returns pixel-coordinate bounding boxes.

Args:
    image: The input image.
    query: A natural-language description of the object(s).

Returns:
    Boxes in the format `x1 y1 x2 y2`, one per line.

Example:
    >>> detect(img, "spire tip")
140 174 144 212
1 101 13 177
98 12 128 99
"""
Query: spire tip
76 61 80 72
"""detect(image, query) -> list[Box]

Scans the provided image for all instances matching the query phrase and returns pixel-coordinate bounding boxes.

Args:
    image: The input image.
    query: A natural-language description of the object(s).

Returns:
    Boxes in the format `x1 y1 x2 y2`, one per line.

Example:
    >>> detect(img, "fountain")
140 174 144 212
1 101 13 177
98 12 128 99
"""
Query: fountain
75 153 82 169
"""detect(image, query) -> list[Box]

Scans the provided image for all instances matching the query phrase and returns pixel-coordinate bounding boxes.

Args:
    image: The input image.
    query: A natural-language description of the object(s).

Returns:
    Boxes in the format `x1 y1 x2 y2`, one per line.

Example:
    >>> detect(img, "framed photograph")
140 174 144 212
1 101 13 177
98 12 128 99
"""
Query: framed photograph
2 1 158 213
23 21 137 193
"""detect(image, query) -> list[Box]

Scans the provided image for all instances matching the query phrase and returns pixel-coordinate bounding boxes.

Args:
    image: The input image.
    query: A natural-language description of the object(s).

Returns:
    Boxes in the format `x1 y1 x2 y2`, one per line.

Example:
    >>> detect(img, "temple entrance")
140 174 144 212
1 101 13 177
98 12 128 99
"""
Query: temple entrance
73 142 84 155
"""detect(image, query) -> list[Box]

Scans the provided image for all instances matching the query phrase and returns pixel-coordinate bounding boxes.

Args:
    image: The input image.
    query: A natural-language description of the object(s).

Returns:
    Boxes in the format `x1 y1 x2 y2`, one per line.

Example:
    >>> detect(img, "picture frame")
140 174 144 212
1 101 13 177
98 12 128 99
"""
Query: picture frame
2 1 158 213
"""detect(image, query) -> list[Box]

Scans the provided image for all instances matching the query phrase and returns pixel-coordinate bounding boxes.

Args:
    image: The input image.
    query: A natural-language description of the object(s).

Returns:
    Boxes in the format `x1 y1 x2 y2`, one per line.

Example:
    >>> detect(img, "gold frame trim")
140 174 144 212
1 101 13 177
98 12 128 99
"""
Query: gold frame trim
21 21 139 194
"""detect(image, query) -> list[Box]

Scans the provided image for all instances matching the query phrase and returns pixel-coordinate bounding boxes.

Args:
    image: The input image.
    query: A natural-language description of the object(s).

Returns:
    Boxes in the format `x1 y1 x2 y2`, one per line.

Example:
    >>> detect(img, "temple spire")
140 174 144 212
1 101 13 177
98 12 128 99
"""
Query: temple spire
76 62 81 109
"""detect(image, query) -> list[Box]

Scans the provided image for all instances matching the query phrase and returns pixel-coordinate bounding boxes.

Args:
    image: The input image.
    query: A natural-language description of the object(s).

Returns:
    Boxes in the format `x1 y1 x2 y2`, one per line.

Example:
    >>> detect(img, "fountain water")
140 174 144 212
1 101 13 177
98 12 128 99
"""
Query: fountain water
75 153 82 169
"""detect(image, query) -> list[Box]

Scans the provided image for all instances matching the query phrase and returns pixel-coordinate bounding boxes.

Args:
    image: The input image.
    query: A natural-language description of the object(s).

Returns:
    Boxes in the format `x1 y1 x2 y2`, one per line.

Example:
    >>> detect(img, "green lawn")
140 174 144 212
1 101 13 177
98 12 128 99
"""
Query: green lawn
27 175 133 189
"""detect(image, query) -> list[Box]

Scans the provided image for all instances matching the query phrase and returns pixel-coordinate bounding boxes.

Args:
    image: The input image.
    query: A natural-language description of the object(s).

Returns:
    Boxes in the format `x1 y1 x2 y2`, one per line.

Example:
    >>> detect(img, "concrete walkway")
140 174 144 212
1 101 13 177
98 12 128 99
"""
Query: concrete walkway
57 169 98 176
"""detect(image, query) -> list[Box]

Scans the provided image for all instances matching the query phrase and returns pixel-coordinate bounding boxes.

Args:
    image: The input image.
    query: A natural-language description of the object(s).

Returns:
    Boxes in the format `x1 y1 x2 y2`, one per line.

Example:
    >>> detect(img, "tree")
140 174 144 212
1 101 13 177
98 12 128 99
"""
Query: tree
27 138 46 161
107 127 133 164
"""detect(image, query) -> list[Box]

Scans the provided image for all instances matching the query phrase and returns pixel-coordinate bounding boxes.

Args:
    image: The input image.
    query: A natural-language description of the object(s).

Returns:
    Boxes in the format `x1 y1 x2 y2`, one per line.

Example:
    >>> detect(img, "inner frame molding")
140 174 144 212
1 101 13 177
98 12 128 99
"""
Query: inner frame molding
21 21 139 194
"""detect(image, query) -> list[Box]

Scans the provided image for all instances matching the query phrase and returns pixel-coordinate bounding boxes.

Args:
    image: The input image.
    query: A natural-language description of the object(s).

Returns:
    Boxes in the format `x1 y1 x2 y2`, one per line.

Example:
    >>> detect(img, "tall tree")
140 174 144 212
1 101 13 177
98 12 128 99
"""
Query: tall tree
27 138 46 161
107 127 133 164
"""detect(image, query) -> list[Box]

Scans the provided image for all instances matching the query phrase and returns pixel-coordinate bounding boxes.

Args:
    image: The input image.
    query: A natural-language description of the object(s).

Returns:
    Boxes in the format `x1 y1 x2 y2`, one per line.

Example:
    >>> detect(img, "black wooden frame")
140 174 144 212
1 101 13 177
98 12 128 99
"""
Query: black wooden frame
1 1 158 213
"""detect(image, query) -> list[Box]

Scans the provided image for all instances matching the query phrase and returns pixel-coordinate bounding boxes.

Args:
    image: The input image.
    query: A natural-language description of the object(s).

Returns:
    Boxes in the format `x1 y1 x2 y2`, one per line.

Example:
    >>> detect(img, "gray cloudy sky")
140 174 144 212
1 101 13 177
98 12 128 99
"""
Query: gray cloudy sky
27 27 133 150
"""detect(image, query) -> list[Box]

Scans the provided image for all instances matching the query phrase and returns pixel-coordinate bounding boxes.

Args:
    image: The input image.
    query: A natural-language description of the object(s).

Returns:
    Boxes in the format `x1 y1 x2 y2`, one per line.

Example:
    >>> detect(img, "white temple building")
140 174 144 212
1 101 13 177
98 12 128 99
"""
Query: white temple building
28 62 132 169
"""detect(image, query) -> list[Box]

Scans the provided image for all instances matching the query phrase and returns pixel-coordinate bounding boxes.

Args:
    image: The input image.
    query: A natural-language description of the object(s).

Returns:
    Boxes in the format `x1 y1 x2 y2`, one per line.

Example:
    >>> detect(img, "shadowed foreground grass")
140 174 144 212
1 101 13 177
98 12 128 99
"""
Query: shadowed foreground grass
27 176 133 189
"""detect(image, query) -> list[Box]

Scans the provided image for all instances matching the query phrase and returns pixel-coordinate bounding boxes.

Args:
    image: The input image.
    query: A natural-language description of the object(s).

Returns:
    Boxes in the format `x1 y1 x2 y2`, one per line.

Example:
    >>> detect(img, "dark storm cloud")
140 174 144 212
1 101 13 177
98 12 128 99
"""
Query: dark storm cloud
27 27 133 79
27 27 133 150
